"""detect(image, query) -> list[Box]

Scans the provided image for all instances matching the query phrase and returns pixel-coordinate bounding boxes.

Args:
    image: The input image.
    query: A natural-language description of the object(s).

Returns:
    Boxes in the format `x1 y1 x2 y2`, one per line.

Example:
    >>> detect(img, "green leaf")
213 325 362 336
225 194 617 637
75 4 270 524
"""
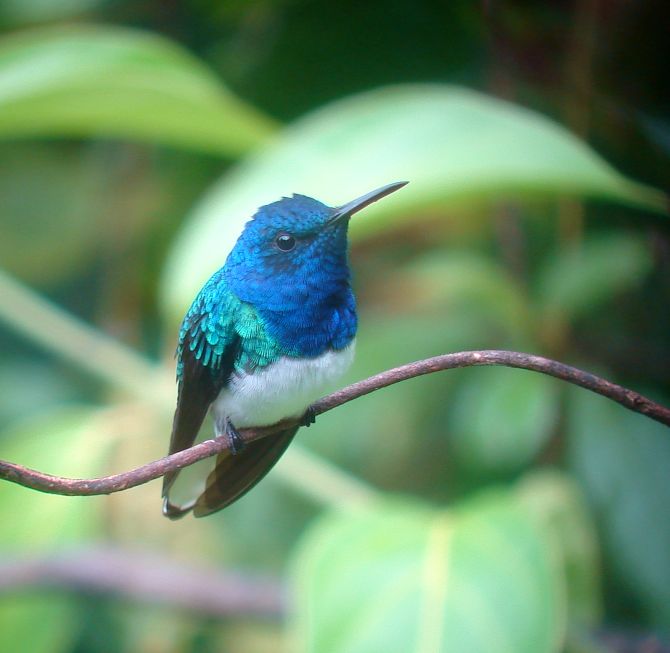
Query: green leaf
161 84 666 318
517 471 602 628
0 26 275 154
567 389 670 629
0 407 114 653
535 234 652 322
448 367 559 472
290 494 564 653
0 595 78 653
0 406 111 548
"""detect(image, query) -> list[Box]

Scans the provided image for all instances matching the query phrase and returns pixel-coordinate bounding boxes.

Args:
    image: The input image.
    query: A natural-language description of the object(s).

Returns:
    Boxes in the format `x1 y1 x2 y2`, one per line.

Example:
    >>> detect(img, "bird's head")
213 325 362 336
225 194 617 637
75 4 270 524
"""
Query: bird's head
224 182 407 309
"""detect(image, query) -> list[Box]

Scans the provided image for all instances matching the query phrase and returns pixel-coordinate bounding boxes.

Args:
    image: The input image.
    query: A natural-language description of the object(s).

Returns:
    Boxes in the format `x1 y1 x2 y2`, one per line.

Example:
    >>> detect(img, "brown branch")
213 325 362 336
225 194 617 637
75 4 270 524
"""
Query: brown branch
1 350 669 497
0 546 282 618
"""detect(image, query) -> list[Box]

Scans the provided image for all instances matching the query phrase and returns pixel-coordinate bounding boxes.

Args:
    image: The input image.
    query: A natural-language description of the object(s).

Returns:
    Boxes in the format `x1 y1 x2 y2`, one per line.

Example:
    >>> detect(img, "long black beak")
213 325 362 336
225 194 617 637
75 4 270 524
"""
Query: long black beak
329 181 408 224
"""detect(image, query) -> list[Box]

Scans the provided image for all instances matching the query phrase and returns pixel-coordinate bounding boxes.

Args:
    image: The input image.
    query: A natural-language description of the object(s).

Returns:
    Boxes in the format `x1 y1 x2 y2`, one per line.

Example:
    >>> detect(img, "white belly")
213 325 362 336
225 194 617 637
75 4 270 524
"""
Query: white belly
212 342 355 429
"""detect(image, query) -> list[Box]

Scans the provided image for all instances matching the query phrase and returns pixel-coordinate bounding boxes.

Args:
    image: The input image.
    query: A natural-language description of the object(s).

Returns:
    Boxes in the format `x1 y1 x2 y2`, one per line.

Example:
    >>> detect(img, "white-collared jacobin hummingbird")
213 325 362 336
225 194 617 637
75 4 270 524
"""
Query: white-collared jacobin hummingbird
162 181 408 518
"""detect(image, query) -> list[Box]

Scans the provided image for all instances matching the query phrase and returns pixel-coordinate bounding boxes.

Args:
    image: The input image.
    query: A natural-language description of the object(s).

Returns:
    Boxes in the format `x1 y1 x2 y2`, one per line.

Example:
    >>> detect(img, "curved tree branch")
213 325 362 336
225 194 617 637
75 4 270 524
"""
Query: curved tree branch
1 350 668 497
0 547 282 618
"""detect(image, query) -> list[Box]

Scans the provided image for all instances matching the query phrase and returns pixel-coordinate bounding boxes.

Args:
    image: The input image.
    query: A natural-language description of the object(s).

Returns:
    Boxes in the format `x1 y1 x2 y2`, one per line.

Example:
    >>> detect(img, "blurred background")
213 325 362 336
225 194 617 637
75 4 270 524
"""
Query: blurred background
0 1 668 652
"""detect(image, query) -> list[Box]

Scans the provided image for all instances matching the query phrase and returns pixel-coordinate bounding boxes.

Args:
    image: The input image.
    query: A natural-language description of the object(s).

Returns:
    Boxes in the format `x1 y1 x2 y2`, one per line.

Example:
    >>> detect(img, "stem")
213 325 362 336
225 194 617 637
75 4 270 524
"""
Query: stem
1 350 668 497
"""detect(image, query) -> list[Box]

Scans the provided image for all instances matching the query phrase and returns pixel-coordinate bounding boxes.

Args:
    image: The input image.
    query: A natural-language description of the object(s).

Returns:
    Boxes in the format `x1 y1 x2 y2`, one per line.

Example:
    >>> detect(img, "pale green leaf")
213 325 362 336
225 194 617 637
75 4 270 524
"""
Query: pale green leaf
517 471 602 628
290 495 564 653
0 26 275 154
161 84 665 318
0 595 77 653
0 407 115 653
0 407 113 549
448 367 559 472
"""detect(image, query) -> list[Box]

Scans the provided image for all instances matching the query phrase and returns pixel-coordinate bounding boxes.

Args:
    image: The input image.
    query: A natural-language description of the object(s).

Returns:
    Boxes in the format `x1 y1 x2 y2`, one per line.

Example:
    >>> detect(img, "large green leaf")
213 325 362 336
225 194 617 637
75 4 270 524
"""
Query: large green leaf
0 26 275 154
290 494 564 653
161 84 665 317
567 389 670 629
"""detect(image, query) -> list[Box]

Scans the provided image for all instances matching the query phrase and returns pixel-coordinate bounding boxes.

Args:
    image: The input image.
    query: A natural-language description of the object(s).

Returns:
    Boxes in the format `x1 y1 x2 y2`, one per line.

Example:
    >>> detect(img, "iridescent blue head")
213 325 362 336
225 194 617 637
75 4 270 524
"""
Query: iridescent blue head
222 181 407 354
224 182 407 310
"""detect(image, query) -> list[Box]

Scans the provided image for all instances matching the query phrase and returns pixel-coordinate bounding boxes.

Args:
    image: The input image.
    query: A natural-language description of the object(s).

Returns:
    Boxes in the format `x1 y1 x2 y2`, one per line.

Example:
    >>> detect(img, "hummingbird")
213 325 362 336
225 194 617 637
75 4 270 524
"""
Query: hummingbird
162 181 408 518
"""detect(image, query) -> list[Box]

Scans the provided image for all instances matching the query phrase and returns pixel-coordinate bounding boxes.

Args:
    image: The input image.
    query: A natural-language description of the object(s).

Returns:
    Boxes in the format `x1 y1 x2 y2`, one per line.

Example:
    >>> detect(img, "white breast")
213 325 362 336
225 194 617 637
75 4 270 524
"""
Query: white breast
212 342 355 429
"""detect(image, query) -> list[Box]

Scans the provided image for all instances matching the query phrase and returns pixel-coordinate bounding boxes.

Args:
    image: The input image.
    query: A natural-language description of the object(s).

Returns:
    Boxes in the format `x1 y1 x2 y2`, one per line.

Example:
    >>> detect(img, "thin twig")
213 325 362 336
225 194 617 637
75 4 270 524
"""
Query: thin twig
1 350 668 497
0 547 282 618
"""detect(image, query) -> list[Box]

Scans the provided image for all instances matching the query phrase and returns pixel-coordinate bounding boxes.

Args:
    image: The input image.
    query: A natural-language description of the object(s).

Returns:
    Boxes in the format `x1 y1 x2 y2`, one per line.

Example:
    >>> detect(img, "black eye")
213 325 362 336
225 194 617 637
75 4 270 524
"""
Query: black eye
275 233 296 251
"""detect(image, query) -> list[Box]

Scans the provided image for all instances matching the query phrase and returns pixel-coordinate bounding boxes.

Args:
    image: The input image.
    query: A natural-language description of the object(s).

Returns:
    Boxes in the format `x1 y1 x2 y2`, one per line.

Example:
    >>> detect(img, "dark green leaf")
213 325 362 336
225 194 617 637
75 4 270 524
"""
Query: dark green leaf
535 234 652 323
567 389 670 628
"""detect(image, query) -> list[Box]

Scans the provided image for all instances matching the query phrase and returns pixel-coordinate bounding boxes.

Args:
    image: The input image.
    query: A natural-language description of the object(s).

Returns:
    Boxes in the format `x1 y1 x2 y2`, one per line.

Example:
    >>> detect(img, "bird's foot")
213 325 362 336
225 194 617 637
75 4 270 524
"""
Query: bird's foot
226 418 246 455
300 406 317 428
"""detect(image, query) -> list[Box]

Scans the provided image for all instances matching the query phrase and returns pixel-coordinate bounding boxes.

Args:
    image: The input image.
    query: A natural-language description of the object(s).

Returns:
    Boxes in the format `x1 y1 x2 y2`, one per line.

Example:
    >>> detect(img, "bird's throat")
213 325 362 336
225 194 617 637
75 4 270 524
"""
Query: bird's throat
257 284 357 357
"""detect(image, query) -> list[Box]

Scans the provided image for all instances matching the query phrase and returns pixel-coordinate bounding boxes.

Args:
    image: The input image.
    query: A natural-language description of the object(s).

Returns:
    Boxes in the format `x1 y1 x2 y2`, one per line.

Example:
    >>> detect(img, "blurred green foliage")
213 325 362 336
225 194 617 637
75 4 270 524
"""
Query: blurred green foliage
0 2 669 652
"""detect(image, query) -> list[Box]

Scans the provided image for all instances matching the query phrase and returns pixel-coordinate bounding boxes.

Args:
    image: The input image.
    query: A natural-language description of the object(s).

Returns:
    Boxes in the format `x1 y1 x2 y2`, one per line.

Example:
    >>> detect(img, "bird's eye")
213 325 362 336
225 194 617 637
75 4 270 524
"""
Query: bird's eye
275 233 296 251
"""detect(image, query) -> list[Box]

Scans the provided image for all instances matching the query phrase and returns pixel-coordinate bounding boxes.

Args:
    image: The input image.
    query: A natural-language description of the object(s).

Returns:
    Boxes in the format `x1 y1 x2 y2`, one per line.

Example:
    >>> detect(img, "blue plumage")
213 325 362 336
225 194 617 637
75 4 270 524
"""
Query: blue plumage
163 181 407 519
